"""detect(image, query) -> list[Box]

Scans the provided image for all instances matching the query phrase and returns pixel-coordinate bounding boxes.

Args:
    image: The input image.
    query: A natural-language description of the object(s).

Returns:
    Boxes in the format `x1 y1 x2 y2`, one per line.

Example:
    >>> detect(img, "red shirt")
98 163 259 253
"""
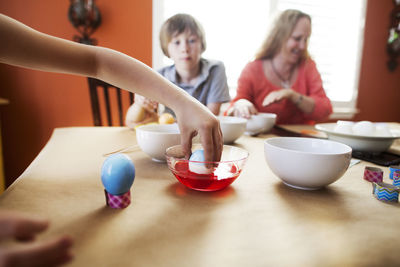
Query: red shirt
232 59 332 124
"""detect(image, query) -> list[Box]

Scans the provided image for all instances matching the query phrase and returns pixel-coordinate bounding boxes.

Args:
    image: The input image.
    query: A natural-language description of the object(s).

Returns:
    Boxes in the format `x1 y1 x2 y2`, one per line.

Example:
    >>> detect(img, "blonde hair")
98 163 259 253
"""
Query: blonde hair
255 9 311 61
159 13 206 57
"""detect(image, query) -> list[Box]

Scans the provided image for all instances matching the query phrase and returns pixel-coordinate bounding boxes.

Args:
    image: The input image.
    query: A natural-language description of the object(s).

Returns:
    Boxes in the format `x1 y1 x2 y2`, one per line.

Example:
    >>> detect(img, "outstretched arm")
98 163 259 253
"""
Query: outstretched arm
0 14 222 161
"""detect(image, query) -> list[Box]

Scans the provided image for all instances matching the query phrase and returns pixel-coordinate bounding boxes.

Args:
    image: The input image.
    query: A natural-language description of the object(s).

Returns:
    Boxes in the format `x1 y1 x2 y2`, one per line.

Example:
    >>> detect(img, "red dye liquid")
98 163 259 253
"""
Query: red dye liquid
172 162 240 191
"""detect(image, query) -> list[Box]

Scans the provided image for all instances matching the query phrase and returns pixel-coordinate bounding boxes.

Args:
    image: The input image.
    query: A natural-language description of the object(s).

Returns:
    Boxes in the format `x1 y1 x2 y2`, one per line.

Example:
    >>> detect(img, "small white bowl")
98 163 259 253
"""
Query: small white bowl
246 113 276 135
264 137 352 190
218 116 247 144
136 123 181 162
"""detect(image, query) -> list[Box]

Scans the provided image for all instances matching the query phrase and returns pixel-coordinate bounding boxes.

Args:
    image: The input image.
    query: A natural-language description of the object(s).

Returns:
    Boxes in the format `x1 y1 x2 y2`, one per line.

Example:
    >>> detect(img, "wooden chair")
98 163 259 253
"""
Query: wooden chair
87 78 134 126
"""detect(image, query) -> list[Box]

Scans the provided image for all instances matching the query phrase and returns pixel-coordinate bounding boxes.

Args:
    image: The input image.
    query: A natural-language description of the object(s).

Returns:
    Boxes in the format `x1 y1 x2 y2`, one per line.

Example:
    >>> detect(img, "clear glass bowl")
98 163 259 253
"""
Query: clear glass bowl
165 144 249 191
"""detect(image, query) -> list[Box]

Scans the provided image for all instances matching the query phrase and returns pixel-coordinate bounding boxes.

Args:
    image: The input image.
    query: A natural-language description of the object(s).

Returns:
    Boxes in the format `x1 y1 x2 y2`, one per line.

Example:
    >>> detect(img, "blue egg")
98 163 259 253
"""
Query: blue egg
101 153 135 195
190 149 206 162
189 149 213 174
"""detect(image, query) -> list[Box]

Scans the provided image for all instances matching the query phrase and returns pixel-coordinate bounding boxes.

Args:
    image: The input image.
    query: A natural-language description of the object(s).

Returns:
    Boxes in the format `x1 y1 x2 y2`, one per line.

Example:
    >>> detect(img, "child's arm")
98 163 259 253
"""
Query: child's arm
207 103 222 115
0 14 222 162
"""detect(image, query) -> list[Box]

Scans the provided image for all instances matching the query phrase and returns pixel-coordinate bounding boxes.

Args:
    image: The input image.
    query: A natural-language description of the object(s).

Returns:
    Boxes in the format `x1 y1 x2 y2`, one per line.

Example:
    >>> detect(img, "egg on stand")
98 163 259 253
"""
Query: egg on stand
101 153 135 209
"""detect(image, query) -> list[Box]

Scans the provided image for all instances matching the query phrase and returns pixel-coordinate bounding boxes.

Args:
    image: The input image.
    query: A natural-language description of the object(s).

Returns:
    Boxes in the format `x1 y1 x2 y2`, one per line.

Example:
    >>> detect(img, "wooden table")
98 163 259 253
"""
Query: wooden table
1 126 400 266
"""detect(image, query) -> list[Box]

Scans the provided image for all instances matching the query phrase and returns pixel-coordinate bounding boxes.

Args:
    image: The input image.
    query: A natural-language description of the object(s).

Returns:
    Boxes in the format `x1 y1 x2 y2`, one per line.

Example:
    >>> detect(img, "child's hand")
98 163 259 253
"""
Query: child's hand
174 100 223 163
134 94 158 114
0 210 73 267
125 103 158 129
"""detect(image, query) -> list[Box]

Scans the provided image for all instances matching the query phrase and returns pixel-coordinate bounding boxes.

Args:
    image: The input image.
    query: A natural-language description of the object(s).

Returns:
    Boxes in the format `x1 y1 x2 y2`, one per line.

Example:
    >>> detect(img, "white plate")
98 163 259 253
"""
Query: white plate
315 123 400 153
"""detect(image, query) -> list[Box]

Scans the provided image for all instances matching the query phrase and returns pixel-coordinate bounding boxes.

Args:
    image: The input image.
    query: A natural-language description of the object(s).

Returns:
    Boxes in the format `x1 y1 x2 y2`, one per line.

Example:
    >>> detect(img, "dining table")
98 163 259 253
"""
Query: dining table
1 123 400 267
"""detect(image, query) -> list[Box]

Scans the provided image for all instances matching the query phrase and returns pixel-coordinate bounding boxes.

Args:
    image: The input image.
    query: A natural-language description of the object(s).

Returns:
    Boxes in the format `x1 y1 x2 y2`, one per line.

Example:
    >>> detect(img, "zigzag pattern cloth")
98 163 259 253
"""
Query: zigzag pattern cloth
393 171 400 187
105 190 131 209
373 182 399 202
364 167 383 183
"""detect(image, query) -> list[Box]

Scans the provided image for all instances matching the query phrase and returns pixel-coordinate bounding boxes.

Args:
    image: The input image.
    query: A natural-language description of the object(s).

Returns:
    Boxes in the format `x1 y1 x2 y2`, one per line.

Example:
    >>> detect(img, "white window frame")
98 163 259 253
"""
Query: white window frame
152 0 367 119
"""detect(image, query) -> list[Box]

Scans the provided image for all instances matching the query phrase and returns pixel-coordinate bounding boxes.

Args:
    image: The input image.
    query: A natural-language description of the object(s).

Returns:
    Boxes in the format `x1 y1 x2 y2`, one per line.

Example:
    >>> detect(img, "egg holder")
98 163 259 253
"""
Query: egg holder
389 165 400 179
363 167 383 183
393 170 400 187
372 182 399 202
101 153 136 209
364 166 400 202
105 190 131 209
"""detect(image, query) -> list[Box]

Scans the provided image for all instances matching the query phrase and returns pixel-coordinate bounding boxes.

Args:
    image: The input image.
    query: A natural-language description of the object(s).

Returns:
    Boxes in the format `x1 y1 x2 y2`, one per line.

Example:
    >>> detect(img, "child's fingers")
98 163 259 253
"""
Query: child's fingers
1 235 73 267
0 211 49 241
179 129 194 160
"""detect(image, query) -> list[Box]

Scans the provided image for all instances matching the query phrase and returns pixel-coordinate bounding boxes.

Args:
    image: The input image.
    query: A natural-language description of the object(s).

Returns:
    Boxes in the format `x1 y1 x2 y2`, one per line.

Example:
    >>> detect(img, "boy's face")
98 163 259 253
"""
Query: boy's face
167 30 202 73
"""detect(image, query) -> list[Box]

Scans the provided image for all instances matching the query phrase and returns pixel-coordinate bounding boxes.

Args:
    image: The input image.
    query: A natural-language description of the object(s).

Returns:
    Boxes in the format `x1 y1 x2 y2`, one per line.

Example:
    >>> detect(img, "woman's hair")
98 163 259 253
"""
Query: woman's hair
255 9 311 61
159 13 206 57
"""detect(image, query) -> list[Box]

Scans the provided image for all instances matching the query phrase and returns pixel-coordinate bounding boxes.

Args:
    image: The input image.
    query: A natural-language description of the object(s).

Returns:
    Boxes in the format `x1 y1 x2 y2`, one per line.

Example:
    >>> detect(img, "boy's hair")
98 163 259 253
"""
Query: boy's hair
255 9 311 61
159 13 206 57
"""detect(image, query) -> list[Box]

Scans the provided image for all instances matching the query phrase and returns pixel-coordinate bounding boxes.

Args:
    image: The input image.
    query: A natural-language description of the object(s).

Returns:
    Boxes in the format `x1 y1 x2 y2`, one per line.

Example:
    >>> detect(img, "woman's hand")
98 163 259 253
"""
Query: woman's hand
262 89 315 114
0 211 73 267
228 99 258 119
262 88 293 106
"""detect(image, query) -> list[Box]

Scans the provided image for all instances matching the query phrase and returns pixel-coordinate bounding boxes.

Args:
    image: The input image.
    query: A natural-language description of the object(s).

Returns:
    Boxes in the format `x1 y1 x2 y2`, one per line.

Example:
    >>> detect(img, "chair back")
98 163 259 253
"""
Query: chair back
87 78 134 126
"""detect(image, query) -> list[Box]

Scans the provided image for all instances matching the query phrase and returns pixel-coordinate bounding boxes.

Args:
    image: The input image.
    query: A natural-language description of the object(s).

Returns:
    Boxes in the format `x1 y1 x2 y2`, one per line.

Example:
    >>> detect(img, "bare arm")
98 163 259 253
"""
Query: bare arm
0 14 222 161
207 102 222 116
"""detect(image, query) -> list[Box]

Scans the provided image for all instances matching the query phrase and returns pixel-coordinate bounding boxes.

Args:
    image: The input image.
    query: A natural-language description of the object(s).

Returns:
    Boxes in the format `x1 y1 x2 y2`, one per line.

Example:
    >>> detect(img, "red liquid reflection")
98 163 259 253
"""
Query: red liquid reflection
172 162 240 191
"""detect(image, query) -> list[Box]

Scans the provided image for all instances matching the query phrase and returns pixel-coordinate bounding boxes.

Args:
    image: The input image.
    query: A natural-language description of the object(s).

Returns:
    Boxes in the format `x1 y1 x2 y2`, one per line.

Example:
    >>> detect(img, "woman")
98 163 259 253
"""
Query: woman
226 9 332 124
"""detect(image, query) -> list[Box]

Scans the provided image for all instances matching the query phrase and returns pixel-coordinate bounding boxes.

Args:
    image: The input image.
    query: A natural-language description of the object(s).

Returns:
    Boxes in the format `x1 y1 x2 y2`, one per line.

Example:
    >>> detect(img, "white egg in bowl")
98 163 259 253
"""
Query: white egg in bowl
264 137 352 190
315 122 400 153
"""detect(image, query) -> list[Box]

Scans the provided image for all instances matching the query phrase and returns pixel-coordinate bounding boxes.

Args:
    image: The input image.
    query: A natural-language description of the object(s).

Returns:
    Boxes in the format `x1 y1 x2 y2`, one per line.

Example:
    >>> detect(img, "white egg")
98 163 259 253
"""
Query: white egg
337 120 354 126
334 124 353 134
352 121 375 136
189 150 213 175
375 123 392 137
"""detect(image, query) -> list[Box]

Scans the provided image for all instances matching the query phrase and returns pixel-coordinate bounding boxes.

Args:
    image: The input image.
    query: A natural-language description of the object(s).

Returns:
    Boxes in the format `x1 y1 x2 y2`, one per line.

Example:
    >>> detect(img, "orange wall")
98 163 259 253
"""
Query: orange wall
354 0 400 121
0 0 152 186
0 1 399 187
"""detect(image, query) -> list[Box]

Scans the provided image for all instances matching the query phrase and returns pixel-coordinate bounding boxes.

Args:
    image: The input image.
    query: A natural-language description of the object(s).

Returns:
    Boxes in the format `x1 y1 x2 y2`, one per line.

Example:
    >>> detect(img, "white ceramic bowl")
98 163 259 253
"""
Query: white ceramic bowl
246 113 277 135
218 116 247 144
264 137 352 190
136 123 181 162
315 123 400 153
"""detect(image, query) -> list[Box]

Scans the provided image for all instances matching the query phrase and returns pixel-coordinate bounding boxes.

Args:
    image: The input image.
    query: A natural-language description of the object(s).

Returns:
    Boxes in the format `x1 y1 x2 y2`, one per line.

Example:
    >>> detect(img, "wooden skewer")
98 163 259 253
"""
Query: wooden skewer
103 145 140 157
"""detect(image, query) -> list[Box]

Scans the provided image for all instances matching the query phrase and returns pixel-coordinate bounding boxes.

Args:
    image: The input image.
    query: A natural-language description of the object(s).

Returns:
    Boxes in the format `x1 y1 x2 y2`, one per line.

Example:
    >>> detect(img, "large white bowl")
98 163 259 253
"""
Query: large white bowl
264 137 352 190
136 123 181 162
315 123 400 153
218 116 247 144
246 113 277 135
